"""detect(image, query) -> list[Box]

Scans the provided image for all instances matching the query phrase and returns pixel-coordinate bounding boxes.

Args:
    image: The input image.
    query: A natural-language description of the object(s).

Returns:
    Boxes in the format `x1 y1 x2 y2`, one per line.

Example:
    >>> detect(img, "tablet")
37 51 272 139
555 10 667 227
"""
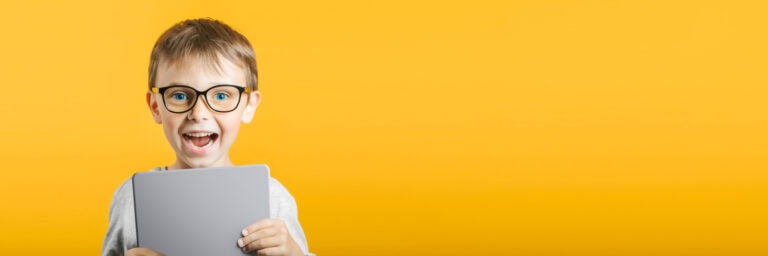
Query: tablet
132 164 270 256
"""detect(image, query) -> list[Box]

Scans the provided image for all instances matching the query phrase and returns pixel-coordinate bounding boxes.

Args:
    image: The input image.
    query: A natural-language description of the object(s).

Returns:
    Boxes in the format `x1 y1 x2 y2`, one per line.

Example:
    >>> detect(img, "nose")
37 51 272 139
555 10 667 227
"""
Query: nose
187 94 211 121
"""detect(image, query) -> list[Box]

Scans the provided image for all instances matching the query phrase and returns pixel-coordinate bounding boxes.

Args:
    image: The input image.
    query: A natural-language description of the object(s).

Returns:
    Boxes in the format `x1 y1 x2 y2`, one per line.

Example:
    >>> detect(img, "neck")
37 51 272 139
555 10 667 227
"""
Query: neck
167 157 233 170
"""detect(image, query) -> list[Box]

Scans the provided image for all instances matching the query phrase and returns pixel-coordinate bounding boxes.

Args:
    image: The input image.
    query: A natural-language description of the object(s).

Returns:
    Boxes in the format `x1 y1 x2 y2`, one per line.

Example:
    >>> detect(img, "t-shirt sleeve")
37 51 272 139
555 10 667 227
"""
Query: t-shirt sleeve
101 178 137 256
269 178 313 256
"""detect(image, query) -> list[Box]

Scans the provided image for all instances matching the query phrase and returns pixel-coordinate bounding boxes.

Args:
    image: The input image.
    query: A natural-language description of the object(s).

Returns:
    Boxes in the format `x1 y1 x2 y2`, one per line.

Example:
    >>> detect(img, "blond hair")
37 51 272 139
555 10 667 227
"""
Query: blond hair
148 18 258 90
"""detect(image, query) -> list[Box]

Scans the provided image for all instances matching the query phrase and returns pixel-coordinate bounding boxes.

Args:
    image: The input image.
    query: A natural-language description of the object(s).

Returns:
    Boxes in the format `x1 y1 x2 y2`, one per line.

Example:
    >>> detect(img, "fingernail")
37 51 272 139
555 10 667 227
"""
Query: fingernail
242 229 248 236
237 238 244 247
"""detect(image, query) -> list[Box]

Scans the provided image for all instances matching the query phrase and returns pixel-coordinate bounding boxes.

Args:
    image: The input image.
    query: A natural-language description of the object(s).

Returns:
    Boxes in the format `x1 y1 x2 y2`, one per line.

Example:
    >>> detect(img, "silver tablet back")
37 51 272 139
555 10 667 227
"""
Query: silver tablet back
133 164 270 256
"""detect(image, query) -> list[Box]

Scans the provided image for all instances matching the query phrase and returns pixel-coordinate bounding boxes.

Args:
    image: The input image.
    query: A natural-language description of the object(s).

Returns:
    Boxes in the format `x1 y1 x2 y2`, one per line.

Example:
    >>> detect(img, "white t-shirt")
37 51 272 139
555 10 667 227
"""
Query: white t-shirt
101 167 311 256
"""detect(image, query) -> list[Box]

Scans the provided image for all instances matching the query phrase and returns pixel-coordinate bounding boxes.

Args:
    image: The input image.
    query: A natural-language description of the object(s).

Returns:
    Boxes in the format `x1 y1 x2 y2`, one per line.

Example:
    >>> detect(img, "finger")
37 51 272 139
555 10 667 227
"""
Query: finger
239 226 282 247
126 248 165 256
255 246 285 256
242 219 278 236
242 236 285 253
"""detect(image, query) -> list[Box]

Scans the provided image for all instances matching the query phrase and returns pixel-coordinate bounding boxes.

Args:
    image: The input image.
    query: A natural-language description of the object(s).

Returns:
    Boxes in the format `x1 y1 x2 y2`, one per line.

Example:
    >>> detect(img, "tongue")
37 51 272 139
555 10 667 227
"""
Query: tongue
190 136 211 147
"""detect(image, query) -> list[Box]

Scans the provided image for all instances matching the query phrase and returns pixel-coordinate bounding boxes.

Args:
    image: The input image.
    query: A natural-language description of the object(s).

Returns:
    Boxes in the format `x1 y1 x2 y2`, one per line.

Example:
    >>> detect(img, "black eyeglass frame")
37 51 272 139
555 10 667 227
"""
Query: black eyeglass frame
151 84 252 114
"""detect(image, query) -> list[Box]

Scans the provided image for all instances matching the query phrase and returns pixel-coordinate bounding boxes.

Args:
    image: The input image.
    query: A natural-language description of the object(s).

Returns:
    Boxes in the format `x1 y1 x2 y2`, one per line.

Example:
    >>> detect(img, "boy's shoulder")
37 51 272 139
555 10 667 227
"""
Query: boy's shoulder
110 167 164 203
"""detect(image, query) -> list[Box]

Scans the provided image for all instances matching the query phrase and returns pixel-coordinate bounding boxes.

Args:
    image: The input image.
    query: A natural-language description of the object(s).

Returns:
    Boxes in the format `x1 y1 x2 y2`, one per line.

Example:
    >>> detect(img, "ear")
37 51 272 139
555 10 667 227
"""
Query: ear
146 90 162 124
241 90 261 124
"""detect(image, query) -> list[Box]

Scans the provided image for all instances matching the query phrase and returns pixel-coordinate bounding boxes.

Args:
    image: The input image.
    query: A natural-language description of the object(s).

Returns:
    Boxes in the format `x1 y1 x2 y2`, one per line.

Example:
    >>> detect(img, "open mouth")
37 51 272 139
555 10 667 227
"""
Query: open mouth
182 132 219 148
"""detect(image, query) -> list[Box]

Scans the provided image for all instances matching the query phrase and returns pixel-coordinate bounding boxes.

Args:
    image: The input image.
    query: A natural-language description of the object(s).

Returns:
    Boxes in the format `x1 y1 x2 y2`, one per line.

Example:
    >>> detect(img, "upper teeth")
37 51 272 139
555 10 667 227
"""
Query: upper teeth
186 132 213 137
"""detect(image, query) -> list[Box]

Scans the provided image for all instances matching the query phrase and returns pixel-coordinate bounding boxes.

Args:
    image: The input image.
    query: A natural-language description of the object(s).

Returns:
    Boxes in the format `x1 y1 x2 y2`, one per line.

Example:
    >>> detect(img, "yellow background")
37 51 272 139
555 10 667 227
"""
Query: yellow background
1 0 766 255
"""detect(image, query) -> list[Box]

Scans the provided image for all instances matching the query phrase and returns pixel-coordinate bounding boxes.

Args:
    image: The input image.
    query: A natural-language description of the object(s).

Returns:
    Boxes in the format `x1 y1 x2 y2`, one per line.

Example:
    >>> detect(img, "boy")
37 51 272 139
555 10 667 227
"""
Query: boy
102 18 311 256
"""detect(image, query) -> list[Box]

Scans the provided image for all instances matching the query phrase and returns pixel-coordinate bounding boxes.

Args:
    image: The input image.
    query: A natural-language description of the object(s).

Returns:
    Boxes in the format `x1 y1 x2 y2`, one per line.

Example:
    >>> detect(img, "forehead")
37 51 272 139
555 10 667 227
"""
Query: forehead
155 55 247 89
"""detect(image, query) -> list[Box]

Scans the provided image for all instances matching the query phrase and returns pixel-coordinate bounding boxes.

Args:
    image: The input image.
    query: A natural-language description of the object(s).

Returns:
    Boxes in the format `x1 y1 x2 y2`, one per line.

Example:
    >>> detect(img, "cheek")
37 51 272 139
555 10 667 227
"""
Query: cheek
161 115 183 137
218 116 243 139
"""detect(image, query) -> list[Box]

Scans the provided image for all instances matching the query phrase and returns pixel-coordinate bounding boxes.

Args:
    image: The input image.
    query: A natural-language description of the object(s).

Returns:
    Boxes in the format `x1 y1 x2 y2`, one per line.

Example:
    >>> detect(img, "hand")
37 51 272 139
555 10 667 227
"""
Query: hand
126 248 165 256
237 219 303 256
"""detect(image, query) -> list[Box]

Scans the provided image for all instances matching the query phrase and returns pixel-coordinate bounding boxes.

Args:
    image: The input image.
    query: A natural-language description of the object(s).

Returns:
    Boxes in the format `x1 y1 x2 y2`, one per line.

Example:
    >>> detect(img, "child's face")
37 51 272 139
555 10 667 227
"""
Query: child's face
147 56 260 169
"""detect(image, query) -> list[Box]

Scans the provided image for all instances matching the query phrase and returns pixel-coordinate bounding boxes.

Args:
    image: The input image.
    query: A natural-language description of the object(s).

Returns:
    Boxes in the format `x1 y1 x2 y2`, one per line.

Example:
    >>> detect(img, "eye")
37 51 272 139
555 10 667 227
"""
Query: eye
214 92 229 101
172 93 187 101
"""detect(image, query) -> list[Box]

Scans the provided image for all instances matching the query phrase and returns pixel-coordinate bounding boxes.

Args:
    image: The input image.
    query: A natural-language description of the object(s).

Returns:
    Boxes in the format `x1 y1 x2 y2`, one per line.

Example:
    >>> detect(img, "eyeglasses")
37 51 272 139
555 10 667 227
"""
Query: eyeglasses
151 84 252 113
